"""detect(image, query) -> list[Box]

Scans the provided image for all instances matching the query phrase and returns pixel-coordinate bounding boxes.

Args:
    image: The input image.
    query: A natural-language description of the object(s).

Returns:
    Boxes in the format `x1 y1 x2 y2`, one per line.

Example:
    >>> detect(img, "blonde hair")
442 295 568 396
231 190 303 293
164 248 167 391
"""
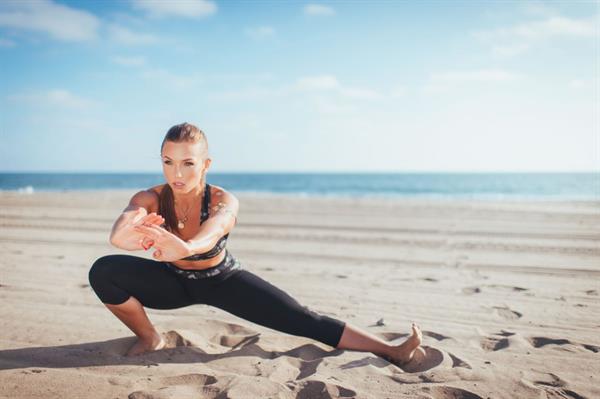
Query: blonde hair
159 122 209 233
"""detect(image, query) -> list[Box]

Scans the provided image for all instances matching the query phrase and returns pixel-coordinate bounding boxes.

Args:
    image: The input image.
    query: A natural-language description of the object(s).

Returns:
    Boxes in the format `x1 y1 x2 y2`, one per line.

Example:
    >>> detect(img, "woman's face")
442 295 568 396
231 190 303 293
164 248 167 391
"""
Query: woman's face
161 141 210 192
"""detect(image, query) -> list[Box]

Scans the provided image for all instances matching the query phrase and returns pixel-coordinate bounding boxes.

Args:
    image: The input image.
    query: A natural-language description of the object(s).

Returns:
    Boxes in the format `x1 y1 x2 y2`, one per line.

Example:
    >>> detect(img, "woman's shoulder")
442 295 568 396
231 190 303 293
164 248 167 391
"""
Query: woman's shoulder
129 185 162 213
208 184 237 202
149 184 166 197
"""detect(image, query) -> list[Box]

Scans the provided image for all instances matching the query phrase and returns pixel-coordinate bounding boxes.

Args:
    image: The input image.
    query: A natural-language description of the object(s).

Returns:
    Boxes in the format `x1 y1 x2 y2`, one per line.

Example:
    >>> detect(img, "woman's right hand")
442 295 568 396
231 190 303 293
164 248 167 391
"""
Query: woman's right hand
110 208 165 251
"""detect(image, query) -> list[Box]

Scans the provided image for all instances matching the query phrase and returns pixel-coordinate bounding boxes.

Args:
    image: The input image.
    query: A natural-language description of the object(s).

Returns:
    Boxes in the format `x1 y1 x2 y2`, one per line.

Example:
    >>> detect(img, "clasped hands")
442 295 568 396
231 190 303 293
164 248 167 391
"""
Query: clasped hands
126 209 192 262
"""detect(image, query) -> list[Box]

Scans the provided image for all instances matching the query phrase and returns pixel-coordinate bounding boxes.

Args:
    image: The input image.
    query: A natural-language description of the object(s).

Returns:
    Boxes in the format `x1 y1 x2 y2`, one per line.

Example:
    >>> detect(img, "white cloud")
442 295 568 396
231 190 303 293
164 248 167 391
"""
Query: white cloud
210 87 282 101
0 37 15 47
108 24 159 45
338 87 381 100
491 43 529 57
8 89 96 109
0 0 100 42
423 69 520 94
569 79 587 89
131 0 217 18
210 75 382 104
430 69 518 82
295 75 340 90
473 14 599 57
475 15 598 41
245 26 275 39
312 97 357 115
304 4 335 16
389 86 406 98
112 55 147 67
511 16 597 39
295 75 382 100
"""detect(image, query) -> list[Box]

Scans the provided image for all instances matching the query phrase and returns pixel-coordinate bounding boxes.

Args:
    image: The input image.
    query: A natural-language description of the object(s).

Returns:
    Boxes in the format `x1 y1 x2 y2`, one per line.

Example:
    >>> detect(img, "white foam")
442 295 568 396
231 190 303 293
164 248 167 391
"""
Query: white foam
17 186 35 194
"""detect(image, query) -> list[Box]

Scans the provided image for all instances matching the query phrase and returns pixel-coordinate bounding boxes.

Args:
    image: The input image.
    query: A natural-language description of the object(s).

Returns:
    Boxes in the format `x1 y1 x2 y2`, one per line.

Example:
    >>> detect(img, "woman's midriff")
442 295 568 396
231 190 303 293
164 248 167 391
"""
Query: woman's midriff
168 249 227 270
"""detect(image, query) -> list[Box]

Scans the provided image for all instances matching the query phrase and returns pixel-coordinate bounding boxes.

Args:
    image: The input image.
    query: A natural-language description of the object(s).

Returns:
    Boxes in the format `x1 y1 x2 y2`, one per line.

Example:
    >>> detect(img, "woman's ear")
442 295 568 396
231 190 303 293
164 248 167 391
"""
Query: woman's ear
203 158 212 171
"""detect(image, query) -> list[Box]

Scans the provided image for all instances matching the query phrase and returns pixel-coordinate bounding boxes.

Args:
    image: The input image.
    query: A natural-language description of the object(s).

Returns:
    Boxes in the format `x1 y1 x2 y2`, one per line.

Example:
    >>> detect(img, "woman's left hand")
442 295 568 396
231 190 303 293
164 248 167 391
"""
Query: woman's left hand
133 224 191 262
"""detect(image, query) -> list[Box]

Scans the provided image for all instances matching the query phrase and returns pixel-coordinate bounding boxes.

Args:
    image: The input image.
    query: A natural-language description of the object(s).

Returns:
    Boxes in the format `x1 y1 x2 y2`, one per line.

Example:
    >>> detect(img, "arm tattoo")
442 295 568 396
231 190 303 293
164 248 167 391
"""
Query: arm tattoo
212 202 236 218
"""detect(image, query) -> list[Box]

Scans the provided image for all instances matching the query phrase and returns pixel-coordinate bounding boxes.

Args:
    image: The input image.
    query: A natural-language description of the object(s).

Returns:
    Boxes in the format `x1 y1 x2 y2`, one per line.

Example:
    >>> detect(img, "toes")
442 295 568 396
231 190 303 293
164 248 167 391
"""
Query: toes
411 323 421 336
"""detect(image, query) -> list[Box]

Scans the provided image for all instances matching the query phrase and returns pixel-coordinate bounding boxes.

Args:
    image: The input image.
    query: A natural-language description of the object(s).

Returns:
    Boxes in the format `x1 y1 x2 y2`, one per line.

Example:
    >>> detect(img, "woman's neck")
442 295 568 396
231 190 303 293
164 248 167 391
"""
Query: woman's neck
172 184 205 208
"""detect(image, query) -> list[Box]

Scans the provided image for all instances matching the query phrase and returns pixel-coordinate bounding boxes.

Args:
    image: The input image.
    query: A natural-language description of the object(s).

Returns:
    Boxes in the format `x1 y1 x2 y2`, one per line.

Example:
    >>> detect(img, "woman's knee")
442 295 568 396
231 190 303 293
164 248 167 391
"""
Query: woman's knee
88 255 120 287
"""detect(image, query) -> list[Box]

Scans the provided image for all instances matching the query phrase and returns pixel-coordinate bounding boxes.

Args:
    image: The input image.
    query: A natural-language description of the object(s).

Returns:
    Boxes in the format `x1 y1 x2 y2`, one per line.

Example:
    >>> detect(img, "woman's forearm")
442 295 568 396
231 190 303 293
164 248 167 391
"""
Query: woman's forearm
185 227 224 256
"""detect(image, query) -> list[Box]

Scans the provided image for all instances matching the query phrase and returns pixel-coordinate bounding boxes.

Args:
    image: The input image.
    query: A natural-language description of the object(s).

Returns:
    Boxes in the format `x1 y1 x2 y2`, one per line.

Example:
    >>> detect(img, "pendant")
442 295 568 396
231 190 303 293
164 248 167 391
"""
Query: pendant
178 221 185 229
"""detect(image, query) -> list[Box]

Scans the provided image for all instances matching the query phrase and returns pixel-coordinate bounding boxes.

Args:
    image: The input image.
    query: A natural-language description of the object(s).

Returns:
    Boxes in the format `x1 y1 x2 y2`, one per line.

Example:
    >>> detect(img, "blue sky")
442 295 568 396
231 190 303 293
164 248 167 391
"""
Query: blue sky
0 0 598 173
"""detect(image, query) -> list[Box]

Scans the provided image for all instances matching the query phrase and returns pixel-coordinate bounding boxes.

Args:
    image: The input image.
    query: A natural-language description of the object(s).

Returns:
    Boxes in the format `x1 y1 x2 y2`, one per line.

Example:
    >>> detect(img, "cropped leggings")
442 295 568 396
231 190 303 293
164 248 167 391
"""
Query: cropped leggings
88 253 345 348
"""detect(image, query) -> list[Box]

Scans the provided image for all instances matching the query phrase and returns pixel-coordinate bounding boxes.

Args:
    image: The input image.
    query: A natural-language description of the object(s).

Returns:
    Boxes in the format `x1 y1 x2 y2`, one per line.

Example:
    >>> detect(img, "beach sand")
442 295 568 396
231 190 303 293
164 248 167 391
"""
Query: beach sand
0 190 599 399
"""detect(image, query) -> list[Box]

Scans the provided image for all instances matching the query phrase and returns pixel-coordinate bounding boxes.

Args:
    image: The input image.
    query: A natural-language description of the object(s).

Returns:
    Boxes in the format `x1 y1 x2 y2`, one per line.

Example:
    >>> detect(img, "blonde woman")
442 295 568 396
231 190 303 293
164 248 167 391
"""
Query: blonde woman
89 122 424 367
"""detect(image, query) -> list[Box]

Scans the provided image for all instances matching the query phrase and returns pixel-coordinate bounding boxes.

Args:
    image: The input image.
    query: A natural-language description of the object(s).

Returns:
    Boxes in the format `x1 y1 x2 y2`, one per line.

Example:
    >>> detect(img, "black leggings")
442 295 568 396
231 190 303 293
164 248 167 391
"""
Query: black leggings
88 253 345 348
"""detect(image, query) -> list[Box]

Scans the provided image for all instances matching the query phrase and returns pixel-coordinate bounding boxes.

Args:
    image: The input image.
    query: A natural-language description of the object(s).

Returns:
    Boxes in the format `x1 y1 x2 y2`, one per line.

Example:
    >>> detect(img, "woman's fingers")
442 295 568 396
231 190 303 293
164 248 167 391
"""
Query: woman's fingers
141 236 155 250
134 224 161 239
139 213 165 226
131 208 147 224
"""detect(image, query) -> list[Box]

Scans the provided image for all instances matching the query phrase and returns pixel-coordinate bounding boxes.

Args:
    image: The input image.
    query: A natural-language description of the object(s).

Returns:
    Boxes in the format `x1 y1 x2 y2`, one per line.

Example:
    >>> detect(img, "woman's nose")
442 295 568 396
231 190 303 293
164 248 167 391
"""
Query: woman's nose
175 168 183 177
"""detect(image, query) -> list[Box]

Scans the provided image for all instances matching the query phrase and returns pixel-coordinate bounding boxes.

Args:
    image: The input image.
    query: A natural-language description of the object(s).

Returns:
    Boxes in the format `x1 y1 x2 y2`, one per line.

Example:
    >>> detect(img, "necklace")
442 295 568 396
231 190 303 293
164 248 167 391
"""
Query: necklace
174 201 192 229
173 186 204 229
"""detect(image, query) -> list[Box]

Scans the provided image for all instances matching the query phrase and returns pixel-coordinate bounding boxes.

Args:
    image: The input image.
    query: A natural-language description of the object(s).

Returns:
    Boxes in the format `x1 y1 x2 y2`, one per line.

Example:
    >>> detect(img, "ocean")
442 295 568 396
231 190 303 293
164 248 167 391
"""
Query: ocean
0 172 598 200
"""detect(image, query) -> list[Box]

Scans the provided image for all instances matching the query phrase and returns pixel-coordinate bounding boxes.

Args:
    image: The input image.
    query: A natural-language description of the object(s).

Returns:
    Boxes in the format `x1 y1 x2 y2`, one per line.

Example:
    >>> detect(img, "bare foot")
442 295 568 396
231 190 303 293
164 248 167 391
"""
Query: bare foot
385 323 423 366
125 332 166 357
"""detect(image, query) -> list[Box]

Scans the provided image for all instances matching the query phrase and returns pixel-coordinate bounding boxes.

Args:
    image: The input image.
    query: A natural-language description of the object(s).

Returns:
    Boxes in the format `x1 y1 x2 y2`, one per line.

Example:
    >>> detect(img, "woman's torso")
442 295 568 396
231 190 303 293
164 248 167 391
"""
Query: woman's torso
147 183 228 270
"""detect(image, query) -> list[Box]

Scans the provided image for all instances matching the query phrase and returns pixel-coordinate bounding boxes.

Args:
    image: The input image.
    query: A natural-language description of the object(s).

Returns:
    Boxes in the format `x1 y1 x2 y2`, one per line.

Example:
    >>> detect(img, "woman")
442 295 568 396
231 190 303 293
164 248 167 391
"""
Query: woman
88 122 425 367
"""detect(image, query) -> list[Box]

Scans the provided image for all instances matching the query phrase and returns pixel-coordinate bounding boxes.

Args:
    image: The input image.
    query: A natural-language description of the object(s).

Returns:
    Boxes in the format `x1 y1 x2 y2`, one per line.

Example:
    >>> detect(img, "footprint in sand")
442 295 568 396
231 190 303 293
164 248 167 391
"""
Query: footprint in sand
161 374 218 386
533 372 566 388
421 385 483 399
461 286 481 295
494 330 516 337
422 331 452 341
291 380 356 399
449 353 472 369
493 306 522 320
129 373 223 399
584 289 598 296
527 336 600 353
480 336 509 352
487 284 529 292
527 372 587 399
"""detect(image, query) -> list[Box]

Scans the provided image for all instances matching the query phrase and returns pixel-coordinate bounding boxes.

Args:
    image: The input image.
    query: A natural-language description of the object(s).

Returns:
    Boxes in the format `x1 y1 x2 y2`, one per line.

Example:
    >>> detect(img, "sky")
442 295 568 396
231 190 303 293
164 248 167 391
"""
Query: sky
0 0 598 173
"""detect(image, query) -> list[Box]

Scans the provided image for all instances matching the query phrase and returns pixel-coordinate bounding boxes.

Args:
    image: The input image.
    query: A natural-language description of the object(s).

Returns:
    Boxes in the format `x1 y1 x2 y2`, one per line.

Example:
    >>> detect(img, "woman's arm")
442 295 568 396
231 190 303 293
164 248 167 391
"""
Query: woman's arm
110 190 163 251
185 185 239 255
131 185 239 261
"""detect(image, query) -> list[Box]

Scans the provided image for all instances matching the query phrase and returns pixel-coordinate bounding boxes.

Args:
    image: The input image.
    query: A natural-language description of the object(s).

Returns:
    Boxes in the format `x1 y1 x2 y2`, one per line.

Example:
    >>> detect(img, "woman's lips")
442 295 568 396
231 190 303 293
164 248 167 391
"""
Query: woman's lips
173 182 185 188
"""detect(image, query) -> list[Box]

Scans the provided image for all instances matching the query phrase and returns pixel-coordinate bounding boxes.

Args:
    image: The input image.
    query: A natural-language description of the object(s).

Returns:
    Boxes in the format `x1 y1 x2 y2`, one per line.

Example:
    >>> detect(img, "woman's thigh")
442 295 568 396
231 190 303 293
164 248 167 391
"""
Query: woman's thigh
89 254 193 310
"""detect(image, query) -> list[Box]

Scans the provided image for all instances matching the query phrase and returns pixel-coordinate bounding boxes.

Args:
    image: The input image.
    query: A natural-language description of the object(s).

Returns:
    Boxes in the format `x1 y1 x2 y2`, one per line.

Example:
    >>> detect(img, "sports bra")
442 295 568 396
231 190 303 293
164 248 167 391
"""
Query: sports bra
162 183 229 261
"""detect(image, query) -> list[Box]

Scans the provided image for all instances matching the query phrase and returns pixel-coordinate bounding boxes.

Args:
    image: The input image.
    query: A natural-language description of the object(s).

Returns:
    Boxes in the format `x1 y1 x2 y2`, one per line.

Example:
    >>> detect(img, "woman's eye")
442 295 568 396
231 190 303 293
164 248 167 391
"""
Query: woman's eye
162 161 193 166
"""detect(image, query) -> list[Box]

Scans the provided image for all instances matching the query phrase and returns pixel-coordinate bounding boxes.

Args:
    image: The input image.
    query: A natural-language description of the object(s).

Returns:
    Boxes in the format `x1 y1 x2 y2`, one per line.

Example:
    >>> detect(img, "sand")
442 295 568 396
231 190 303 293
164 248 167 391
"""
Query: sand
0 190 599 399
